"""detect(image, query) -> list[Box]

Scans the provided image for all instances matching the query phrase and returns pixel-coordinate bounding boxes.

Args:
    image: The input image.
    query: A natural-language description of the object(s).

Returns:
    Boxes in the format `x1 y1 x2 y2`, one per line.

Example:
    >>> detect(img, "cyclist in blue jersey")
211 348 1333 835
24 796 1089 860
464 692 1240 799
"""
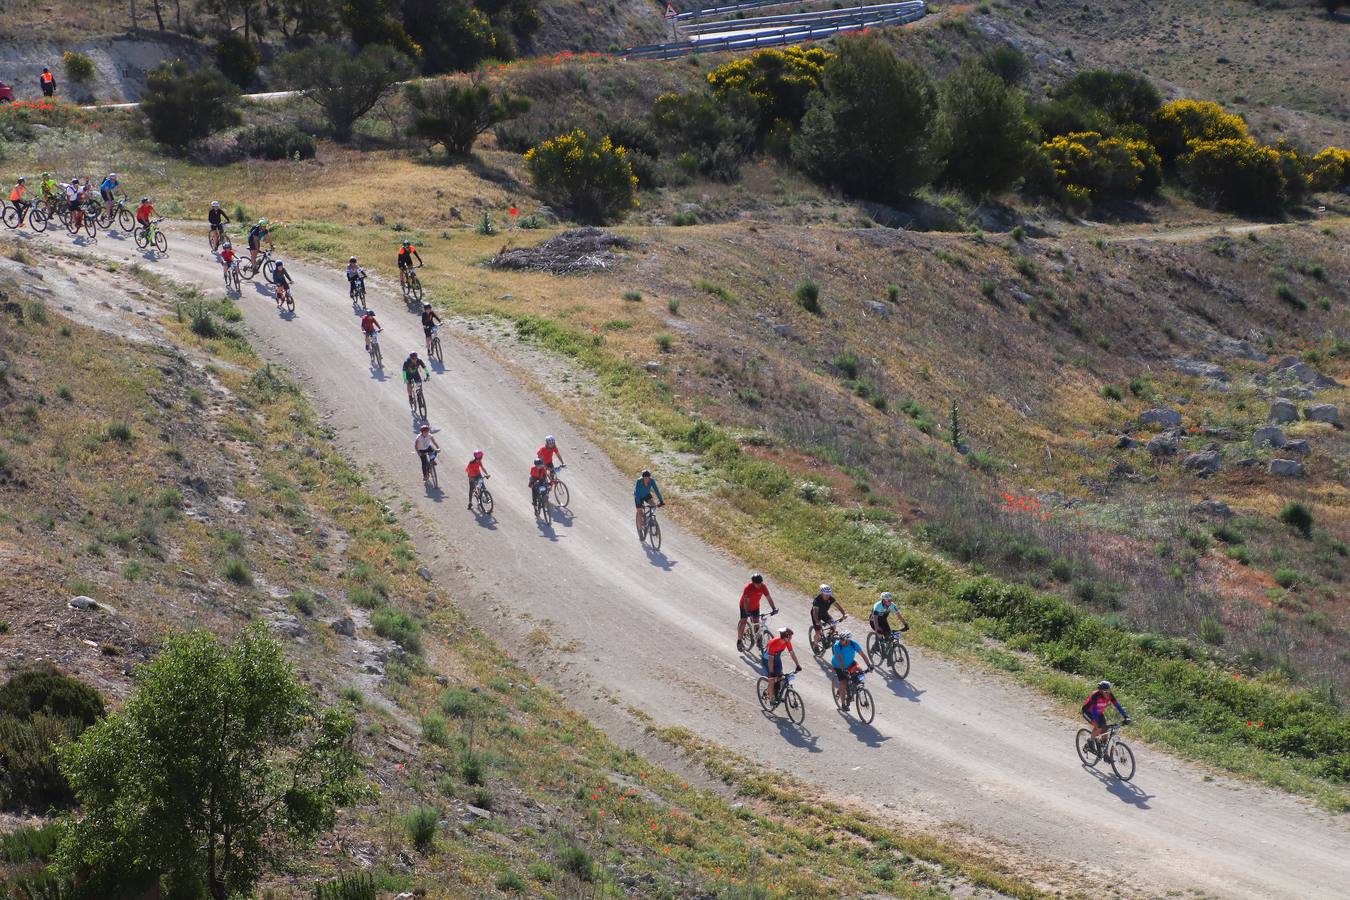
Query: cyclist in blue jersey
98 172 120 206
869 591 909 639
634 468 664 535
830 630 872 709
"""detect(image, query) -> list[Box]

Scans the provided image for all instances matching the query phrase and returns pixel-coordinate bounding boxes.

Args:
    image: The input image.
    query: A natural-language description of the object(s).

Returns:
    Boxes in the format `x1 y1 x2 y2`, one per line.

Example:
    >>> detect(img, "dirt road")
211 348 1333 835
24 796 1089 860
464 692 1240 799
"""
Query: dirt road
24 225 1350 898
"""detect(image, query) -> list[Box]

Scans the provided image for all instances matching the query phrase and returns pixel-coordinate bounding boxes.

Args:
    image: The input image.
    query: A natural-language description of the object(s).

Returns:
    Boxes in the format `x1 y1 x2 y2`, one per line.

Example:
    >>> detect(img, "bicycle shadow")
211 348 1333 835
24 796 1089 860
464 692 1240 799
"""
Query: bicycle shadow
368 366 388 382
473 510 498 530
839 711 892 748
278 306 296 321
429 358 446 375
535 517 559 542
549 504 575 528
643 544 676 570
759 711 821 752
882 675 925 703
423 481 443 501
1082 766 1154 809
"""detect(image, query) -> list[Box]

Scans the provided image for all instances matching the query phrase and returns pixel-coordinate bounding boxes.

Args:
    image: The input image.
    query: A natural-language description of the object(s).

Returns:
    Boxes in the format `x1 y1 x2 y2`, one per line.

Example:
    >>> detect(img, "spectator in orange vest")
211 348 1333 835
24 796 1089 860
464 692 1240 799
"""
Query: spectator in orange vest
40 67 56 98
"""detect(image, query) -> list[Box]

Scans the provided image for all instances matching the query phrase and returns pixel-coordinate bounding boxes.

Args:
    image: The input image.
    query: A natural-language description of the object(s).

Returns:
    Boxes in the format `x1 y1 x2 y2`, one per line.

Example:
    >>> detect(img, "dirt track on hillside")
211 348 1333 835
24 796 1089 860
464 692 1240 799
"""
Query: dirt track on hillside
20 225 1350 899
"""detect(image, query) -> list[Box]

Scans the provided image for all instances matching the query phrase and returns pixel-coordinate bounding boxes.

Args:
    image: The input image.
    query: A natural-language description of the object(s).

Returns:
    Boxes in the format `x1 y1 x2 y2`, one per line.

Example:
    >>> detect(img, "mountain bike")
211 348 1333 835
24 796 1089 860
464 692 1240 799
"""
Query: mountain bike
350 273 366 306
547 464 569 507
1 201 39 230
471 475 493 515
421 448 439 488
1076 722 1135 781
756 671 804 724
737 610 775 654
240 248 276 283
222 259 241 293
401 265 423 303
408 380 428 421
866 628 910 679
833 669 876 724
68 203 97 238
638 500 662 550
428 324 443 363
134 218 167 255
98 195 134 232
275 281 294 313
366 331 383 369
208 221 227 251
809 614 846 657
26 199 52 233
532 480 551 524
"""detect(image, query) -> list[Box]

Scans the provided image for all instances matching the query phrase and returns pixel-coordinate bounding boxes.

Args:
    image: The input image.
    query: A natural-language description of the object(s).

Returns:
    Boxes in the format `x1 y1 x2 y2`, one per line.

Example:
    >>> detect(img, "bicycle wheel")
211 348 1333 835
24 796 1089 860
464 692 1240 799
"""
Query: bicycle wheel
83 215 98 238
889 643 910 679
809 629 826 657
429 461 439 489
865 633 882 667
134 227 148 249
239 258 256 280
1 206 19 229
230 267 241 293
832 683 846 711
541 499 552 525
1075 729 1101 767
784 688 805 725
430 336 443 363
29 206 48 233
756 678 772 712
552 478 569 507
476 487 494 516
647 517 661 550
1109 740 1136 781
209 227 221 251
284 290 294 312
410 273 424 301
415 388 427 420
263 259 277 284
117 208 134 232
855 687 875 724
67 215 82 235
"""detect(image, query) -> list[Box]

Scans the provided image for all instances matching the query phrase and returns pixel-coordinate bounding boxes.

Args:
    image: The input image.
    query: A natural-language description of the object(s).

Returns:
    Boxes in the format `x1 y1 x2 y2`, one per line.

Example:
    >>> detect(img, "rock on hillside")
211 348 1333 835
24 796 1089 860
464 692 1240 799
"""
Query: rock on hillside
532 0 670 52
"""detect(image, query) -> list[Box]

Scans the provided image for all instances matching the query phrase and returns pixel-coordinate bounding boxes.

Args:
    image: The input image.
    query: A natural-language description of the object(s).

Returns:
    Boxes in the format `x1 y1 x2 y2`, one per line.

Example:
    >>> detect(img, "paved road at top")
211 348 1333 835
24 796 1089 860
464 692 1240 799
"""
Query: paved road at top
23 224 1350 898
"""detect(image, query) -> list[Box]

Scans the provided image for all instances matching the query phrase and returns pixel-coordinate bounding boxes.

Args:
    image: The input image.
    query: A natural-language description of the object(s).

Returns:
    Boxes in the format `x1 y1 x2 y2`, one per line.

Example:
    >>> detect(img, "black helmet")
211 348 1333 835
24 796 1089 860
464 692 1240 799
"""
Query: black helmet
641 469 651 477
750 573 763 584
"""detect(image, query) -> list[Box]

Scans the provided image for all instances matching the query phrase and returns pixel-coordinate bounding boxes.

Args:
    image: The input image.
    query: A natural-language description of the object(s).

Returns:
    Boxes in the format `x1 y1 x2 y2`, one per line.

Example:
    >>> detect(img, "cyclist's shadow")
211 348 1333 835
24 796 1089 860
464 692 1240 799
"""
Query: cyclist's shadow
550 505 575 528
429 357 446 375
369 366 387 383
423 482 443 502
840 714 891 749
535 518 560 542
1083 766 1154 809
278 306 296 321
882 675 924 703
760 712 820 752
473 509 498 531
642 544 676 570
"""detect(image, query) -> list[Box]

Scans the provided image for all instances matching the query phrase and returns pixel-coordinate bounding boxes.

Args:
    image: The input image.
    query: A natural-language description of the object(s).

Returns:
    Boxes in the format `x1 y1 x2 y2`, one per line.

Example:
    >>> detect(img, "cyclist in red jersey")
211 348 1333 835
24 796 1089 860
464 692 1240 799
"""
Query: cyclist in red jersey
528 457 551 509
537 435 564 474
359 309 381 353
736 573 778 650
763 627 801 704
465 450 490 510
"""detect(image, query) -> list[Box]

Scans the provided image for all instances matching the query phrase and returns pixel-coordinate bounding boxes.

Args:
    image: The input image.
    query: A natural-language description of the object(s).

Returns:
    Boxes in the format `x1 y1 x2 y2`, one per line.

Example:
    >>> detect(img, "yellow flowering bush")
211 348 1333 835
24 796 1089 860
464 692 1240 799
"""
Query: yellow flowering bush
1040 131 1162 204
524 128 637 224
1149 99 1248 164
1179 138 1286 214
706 45 832 134
1308 146 1350 191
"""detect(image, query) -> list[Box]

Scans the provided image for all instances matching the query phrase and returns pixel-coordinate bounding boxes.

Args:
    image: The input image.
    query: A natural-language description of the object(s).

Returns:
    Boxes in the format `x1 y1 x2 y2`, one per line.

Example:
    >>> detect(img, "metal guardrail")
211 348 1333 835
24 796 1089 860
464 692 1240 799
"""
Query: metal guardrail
624 3 926 59
680 0 924 35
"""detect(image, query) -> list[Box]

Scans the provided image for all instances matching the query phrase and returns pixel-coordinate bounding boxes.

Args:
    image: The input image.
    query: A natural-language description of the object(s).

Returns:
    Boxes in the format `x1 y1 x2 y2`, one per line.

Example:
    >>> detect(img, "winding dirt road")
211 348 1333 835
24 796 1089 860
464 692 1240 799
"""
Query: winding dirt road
21 225 1350 898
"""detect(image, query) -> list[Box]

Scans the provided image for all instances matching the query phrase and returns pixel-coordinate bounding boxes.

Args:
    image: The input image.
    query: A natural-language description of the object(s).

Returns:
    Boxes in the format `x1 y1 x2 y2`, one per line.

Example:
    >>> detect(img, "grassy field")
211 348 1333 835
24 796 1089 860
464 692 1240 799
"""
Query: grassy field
0 242 1057 897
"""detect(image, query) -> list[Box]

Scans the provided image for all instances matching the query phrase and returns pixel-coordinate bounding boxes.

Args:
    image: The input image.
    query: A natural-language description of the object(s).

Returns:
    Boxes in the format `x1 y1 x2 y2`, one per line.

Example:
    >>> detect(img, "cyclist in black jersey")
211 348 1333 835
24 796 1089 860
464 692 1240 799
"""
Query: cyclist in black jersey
402 352 429 409
420 303 442 355
809 584 845 649
208 201 230 245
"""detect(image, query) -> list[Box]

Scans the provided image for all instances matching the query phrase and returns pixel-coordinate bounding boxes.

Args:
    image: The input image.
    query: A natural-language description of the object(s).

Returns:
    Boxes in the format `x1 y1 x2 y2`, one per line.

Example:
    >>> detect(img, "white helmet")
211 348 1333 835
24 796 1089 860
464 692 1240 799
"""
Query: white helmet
211 200 220 208
879 591 894 603
545 435 556 445
819 584 832 596
839 630 852 641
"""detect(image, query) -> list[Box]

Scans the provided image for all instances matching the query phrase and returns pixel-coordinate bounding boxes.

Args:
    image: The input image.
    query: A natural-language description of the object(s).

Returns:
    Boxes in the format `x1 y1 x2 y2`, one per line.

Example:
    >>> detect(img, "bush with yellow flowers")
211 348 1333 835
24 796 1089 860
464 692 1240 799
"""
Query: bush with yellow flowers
706 45 832 137
524 128 638 225
1149 99 1248 165
1039 131 1162 205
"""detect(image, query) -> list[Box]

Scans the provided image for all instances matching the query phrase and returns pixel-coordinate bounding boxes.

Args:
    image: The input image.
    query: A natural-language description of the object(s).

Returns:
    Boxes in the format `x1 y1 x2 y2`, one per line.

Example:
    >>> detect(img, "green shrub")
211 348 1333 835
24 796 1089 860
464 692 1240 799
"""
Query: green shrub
525 129 637 225
831 352 861 379
705 45 832 138
1199 617 1225 646
982 45 1028 84
795 280 821 314
313 870 376 900
222 557 252 586
63 51 95 83
421 713 450 747
280 44 415 144
372 607 423 654
622 290 642 302
406 79 530 158
792 34 938 201
402 806 439 852
141 60 242 153
670 210 699 225
1226 545 1251 565
441 686 479 717
1278 501 1313 537
460 750 484 785
1052 70 1160 130
650 91 752 182
214 33 261 89
496 869 525 891
105 420 133 442
0 823 61 864
558 842 594 881
1149 98 1248 165
654 333 673 352
1273 568 1299 588
1101 385 1123 401
1212 524 1243 544
1276 283 1305 310
0 667 105 725
1180 138 1288 215
236 124 317 161
936 59 1035 193
0 668 104 811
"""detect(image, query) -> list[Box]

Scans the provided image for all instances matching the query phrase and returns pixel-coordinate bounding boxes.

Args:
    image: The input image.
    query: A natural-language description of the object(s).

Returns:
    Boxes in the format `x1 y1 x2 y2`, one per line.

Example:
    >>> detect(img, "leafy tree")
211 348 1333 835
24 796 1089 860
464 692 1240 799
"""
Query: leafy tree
281 43 414 143
0 667 105 812
706 45 832 139
1052 70 1161 130
214 32 261 89
650 91 753 181
1149 98 1248 165
406 77 529 157
1030 95 1113 140
791 34 938 201
1179 138 1287 214
52 626 361 900
339 0 420 56
936 59 1035 195
1038 131 1161 207
141 60 242 153
982 45 1028 85
1307 146 1350 191
525 128 637 224
404 0 500 73
269 0 342 38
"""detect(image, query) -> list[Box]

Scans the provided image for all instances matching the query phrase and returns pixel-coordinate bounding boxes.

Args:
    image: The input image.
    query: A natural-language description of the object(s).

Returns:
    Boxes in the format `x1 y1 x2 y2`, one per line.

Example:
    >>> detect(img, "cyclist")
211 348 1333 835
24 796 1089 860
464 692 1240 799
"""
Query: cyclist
66 180 85 229
869 592 909 641
763 627 801 705
737 573 779 651
414 423 440 482
345 256 365 299
134 196 156 238
247 219 272 269
809 584 845 654
397 240 422 291
537 435 564 479
528 456 552 511
420 302 442 355
8 177 28 226
634 468 664 537
464 450 490 510
359 308 381 354
207 201 230 245
39 173 59 205
401 351 429 411
1082 681 1130 752
830 629 872 710
271 260 294 309
219 241 238 280
98 173 119 206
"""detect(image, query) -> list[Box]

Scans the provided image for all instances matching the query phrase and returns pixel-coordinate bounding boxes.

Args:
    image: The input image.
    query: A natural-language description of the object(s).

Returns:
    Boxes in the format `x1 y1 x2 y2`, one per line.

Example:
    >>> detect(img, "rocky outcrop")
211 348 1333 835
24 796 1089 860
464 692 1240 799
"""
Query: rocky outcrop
1303 403 1341 428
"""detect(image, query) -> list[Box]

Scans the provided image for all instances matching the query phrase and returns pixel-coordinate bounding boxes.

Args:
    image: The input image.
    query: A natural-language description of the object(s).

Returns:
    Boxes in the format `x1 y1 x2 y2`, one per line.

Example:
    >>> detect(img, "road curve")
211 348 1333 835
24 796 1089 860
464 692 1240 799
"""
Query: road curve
21 224 1350 899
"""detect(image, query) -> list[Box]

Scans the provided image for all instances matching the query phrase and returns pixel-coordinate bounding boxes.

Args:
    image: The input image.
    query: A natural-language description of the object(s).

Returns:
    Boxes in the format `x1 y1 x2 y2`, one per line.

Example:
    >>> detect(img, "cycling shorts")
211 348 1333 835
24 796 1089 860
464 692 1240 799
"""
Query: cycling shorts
833 662 860 682
811 607 834 627
423 323 436 336
740 607 762 621
764 653 784 677
398 255 414 269
635 496 655 509
1082 708 1107 728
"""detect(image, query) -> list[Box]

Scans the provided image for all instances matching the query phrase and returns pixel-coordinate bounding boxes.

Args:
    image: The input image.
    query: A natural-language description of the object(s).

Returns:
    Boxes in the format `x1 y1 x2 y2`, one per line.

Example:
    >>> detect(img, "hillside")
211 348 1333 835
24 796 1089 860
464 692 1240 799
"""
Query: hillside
1 1 1349 898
